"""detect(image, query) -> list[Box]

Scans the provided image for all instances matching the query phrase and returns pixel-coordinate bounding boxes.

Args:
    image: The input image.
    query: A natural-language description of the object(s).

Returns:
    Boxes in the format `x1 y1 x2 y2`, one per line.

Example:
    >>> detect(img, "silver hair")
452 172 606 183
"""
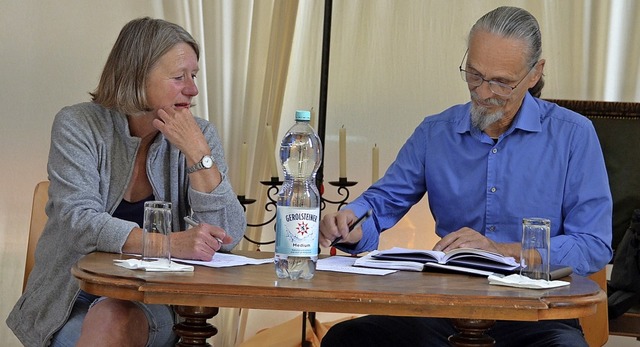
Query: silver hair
469 6 544 97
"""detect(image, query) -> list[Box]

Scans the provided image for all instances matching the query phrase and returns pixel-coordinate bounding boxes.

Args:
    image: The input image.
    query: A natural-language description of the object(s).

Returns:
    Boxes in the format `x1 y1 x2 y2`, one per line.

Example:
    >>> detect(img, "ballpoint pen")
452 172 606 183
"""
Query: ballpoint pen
329 209 373 247
184 216 224 245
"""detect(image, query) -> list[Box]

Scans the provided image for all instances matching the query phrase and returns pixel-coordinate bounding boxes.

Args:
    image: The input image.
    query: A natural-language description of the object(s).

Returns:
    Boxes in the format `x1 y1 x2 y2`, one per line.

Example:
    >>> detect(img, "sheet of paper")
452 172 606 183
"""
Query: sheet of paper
174 253 273 268
317 256 397 276
488 274 570 289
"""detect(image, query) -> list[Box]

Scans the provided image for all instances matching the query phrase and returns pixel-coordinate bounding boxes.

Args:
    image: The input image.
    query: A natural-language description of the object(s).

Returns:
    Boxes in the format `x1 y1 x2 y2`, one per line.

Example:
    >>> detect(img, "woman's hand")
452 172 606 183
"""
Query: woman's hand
152 107 208 157
153 106 221 192
170 223 232 261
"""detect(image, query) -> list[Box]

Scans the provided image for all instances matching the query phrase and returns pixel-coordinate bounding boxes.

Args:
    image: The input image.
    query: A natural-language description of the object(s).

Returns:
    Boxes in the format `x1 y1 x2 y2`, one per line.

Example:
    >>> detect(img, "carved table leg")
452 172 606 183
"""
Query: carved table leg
173 306 219 347
448 319 496 347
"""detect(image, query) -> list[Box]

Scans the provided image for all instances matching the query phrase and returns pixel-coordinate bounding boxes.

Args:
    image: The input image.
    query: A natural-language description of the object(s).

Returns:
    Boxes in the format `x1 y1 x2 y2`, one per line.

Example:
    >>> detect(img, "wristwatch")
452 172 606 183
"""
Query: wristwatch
187 154 214 174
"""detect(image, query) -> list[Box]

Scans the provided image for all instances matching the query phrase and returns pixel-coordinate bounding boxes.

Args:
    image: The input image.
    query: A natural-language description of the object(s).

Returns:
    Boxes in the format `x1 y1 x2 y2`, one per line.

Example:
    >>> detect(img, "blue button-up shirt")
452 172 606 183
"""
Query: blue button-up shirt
344 93 612 276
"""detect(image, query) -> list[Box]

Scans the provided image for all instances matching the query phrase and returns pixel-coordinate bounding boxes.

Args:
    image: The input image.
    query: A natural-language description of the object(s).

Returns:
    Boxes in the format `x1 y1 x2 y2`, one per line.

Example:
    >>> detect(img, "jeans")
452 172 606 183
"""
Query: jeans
321 316 588 347
50 290 178 347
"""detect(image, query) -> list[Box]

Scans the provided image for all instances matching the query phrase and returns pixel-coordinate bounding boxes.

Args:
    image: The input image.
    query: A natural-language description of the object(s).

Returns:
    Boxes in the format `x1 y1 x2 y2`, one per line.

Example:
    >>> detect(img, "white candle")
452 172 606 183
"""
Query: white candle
265 124 279 178
238 142 247 196
372 144 379 183
339 126 347 178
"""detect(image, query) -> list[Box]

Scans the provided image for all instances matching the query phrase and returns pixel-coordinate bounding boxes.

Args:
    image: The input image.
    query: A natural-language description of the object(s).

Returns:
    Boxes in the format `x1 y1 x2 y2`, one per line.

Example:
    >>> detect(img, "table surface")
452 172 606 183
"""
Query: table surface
72 251 605 322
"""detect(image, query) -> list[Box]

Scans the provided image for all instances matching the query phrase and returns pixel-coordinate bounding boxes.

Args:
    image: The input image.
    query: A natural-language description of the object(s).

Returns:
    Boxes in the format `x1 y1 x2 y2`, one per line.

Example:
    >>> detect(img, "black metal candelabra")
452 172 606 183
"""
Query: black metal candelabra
238 176 357 248
237 177 281 247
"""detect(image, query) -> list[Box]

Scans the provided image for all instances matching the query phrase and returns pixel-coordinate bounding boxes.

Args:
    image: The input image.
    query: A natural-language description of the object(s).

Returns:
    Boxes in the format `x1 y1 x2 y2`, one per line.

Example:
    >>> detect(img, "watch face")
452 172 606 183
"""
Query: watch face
202 156 214 169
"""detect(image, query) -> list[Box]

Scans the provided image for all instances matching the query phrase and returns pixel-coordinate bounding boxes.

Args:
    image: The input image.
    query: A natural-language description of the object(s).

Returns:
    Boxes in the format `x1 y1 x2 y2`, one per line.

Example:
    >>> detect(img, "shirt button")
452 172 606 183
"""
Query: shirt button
488 226 496 231
492 148 498 154
490 187 497 193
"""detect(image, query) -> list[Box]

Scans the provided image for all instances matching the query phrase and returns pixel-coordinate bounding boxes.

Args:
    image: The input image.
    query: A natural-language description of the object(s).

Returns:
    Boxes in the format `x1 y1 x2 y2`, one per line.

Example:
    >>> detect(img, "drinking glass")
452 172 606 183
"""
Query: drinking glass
520 217 551 280
142 201 172 267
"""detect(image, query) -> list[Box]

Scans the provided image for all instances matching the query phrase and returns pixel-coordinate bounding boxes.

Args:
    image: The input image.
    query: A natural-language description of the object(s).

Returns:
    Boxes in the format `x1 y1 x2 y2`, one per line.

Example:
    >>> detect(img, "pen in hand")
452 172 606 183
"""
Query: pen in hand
184 216 224 246
330 209 372 247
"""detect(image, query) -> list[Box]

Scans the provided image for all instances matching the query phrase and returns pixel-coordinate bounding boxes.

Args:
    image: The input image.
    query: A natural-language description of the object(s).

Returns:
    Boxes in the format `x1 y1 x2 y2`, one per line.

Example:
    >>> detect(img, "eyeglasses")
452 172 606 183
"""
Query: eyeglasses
459 49 536 97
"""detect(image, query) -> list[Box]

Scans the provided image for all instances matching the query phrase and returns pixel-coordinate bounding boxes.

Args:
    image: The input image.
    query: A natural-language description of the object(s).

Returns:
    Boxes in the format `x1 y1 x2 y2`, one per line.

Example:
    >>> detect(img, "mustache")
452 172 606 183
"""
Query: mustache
470 92 506 107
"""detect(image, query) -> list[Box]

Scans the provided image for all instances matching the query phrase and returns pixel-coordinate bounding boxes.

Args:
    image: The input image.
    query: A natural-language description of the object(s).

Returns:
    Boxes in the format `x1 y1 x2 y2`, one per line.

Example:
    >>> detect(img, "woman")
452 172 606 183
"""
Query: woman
7 17 246 347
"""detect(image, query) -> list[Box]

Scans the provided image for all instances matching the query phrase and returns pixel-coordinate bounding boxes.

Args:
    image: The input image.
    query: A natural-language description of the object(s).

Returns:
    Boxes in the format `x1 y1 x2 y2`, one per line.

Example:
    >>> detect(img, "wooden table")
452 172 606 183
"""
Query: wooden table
72 251 605 347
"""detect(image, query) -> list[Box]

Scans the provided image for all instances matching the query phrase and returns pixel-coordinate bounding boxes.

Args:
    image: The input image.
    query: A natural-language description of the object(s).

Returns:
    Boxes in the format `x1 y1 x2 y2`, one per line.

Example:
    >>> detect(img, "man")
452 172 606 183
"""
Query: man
319 6 612 347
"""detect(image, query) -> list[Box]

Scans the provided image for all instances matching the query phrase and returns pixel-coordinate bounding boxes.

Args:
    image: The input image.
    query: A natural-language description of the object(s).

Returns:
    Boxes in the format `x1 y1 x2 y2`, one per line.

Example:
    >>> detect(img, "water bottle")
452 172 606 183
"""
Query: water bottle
275 110 323 279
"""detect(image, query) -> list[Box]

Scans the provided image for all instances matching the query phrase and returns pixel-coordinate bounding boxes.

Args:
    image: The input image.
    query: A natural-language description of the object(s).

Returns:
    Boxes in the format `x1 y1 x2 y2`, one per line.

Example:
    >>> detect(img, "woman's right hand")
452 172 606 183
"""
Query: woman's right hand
170 223 232 261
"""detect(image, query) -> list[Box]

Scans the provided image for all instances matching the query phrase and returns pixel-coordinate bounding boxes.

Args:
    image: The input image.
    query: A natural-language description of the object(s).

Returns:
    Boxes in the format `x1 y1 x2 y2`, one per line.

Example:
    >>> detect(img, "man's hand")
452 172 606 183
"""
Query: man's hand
319 209 362 247
433 227 521 258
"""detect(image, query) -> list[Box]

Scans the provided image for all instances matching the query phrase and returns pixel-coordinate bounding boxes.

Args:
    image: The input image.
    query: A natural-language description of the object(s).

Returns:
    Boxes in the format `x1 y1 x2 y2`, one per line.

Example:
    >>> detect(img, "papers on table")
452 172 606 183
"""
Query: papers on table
174 252 273 268
113 253 572 284
175 254 396 275
113 253 401 275
316 256 397 276
172 253 397 275
176 254 396 275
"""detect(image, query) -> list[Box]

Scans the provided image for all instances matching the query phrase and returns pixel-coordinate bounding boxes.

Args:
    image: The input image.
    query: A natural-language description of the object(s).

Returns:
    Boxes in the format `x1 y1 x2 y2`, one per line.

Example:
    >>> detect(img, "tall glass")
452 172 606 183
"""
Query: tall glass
142 201 172 267
520 218 551 281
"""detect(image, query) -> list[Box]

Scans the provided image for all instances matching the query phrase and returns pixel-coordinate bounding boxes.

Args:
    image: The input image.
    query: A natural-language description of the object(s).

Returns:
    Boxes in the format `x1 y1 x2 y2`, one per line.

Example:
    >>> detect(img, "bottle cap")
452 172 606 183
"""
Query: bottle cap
295 110 311 121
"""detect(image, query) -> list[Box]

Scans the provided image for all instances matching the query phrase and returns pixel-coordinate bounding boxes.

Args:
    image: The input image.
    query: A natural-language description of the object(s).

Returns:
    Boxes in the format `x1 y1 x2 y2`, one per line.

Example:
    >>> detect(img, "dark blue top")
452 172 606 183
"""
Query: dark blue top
113 194 155 226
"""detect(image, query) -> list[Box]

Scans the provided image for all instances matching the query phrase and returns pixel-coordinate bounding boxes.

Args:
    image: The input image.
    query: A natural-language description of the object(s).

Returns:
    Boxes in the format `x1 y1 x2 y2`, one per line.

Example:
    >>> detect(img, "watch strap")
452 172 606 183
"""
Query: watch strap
187 155 213 174
187 162 204 174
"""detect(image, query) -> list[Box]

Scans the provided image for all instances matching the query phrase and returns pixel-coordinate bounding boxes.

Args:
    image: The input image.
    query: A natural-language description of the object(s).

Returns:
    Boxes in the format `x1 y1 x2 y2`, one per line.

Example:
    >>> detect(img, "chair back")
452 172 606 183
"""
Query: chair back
23 180 49 292
546 99 640 254
547 99 640 346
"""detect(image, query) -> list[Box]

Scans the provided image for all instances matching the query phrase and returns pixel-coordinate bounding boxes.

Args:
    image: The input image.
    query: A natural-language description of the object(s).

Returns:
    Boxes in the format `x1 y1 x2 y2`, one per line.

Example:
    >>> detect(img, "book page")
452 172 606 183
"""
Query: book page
354 250 424 271
442 248 518 267
370 247 519 273
371 247 445 263
316 256 397 276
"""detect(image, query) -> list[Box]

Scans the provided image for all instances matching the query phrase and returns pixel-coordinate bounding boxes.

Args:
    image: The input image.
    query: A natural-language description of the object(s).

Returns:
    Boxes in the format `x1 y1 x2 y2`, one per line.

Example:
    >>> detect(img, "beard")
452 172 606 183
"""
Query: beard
470 92 506 131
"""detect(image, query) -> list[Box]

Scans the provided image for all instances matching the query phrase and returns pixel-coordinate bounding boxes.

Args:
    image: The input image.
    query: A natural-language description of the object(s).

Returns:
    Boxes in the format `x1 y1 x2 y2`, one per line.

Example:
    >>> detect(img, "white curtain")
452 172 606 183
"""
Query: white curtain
158 0 640 345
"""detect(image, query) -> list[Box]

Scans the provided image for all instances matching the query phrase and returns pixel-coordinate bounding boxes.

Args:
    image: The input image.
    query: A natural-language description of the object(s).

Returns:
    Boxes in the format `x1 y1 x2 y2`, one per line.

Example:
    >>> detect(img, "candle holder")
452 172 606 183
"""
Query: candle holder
324 177 357 211
238 176 282 247
238 176 358 247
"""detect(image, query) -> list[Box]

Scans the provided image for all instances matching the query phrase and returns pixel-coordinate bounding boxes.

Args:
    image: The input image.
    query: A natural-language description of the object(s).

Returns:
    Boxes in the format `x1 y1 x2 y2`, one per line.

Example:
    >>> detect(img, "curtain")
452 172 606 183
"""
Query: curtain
158 0 640 345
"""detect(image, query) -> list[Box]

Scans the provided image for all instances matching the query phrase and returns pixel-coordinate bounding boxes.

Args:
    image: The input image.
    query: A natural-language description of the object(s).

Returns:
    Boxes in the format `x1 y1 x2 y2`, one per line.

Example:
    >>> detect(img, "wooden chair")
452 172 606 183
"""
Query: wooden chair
579 269 608 346
23 180 49 292
547 99 640 345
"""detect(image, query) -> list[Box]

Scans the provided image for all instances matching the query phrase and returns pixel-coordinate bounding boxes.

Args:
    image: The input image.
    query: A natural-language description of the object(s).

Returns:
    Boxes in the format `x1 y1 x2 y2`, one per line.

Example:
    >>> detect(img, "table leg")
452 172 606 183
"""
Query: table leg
448 319 496 347
173 306 219 347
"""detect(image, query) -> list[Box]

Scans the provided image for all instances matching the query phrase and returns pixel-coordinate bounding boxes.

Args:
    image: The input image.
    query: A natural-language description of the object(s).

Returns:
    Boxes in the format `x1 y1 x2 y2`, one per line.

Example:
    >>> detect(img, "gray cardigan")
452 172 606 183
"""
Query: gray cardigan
7 102 246 347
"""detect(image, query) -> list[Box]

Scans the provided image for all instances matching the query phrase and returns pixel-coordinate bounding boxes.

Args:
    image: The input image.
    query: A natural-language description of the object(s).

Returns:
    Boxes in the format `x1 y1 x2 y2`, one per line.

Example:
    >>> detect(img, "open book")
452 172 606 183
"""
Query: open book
354 247 574 279
354 247 519 276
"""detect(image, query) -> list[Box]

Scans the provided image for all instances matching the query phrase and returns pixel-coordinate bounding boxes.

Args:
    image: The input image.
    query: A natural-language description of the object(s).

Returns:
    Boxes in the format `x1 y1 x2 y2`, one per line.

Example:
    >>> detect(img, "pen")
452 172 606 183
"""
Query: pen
184 216 224 245
330 209 372 247
184 216 199 228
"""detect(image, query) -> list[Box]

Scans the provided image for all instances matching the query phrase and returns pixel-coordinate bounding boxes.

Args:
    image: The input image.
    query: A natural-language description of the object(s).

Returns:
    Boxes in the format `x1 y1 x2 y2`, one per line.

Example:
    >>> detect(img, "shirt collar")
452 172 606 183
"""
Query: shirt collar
512 92 542 133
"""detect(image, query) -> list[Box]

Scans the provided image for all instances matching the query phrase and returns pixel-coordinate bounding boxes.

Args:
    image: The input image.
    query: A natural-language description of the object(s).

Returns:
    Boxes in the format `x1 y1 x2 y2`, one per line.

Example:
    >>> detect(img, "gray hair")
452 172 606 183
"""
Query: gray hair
469 6 544 97
90 17 199 115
